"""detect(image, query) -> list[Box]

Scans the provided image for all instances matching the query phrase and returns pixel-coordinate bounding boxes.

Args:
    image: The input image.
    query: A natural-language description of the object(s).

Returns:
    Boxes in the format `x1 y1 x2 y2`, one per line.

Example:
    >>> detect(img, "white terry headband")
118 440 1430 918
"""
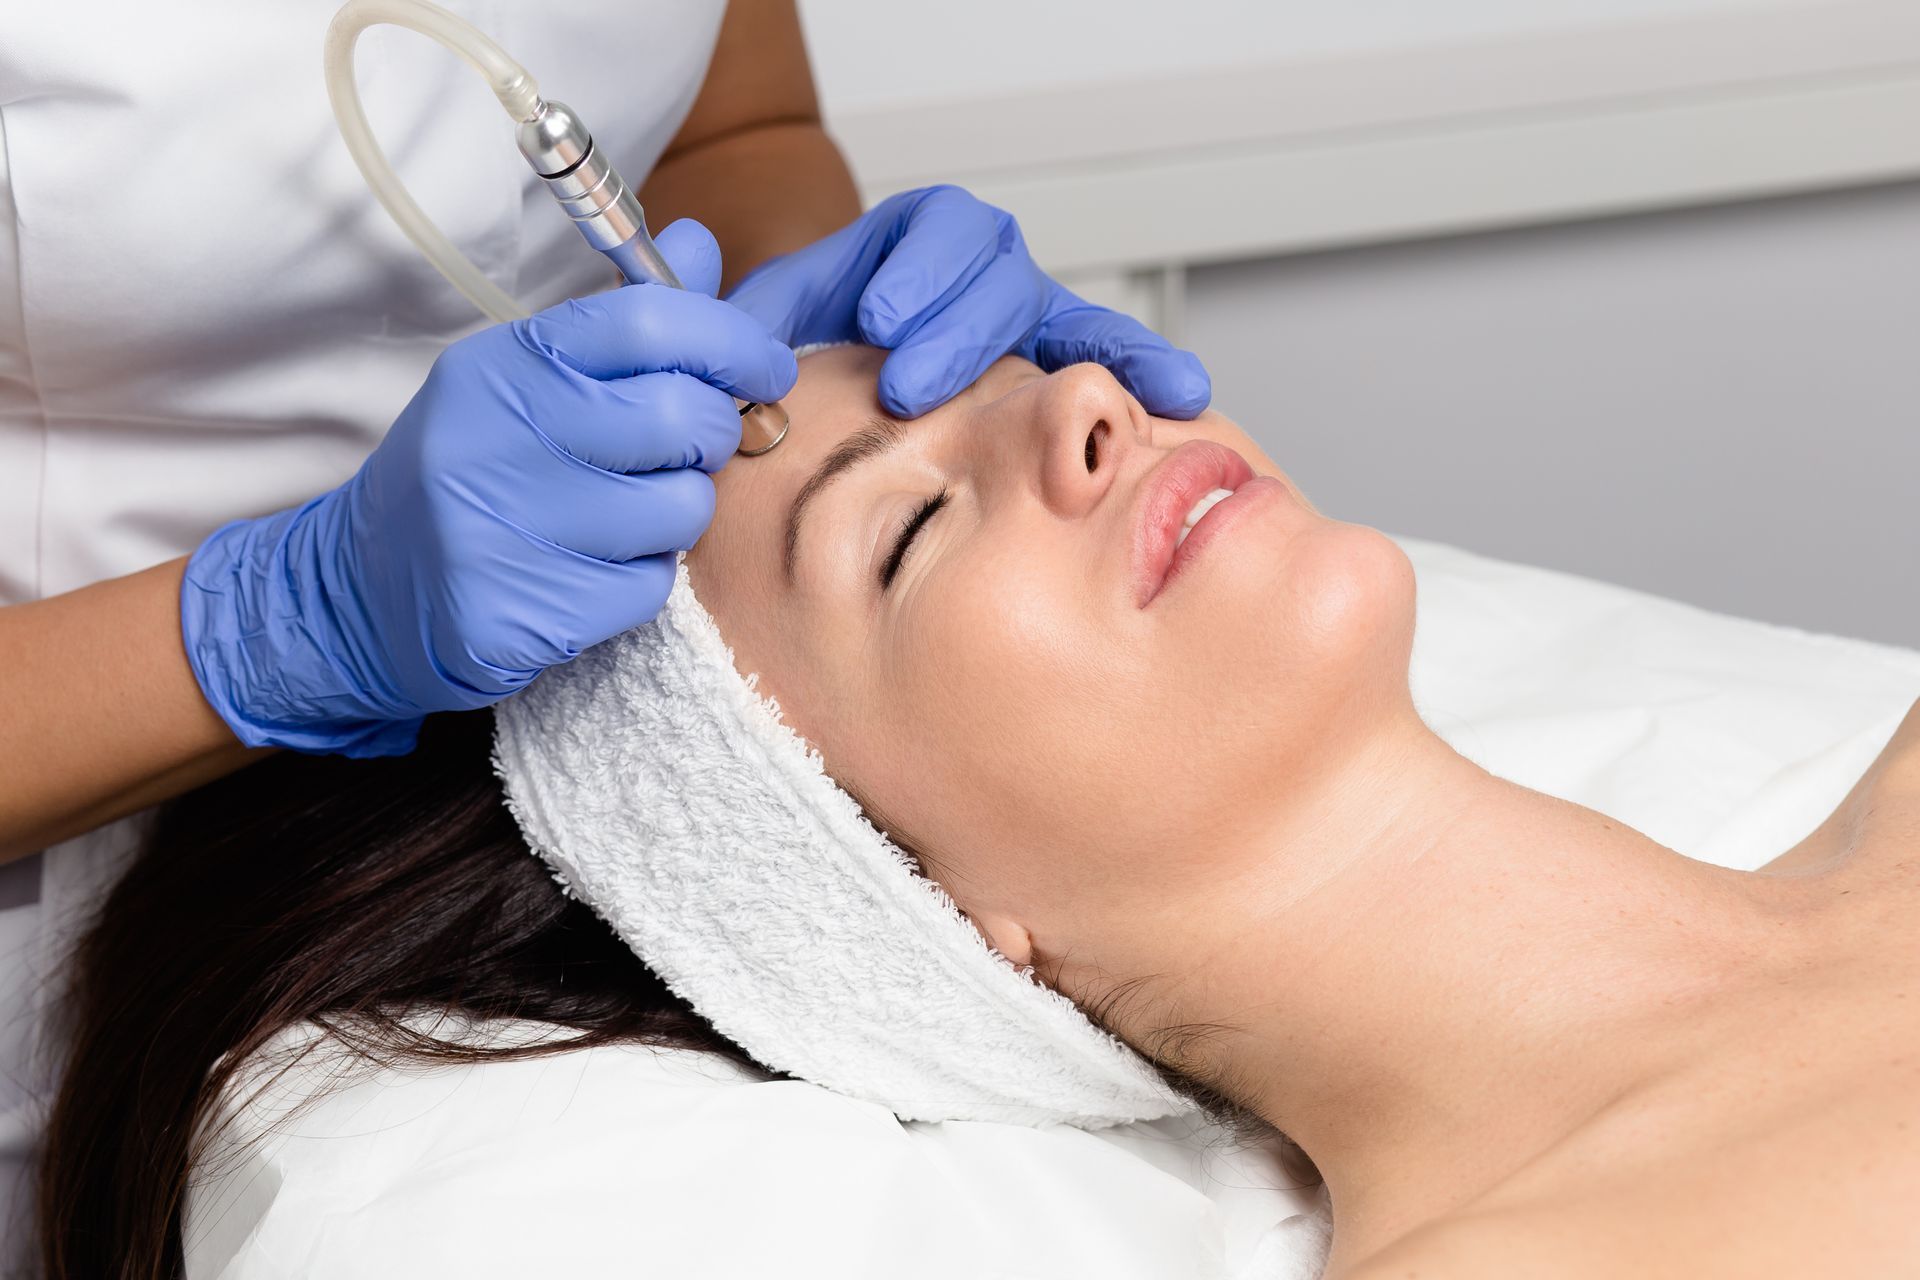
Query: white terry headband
492 558 1187 1127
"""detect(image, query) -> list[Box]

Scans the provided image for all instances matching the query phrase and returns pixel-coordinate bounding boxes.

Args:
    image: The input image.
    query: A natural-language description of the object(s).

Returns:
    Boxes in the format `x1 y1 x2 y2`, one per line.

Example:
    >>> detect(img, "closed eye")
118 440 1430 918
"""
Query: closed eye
880 488 950 590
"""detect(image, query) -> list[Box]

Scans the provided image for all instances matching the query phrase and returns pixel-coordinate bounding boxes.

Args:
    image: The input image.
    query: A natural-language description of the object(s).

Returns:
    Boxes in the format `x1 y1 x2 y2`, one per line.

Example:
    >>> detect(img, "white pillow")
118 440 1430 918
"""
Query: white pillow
184 536 1920 1280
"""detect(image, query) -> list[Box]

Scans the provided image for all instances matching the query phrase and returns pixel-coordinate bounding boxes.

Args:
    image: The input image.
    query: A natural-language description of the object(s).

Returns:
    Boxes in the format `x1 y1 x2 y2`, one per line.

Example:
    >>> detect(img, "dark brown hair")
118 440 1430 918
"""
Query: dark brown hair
39 706 1316 1277
37 710 764 1280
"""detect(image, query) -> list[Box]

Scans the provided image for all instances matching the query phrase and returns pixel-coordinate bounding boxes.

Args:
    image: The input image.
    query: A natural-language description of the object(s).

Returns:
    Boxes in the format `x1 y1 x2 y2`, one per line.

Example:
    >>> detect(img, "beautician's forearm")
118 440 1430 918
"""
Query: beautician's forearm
0 559 260 862
639 120 862 293
633 0 862 290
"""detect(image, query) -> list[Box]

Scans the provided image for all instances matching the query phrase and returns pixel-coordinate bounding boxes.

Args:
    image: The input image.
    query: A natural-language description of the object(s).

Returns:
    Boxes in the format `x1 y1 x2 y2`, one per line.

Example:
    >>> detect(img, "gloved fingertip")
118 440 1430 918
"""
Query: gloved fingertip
1157 351 1214 418
876 358 941 419
1124 349 1209 419
876 378 933 420
771 340 801 398
856 296 905 349
887 336 999 417
655 219 724 297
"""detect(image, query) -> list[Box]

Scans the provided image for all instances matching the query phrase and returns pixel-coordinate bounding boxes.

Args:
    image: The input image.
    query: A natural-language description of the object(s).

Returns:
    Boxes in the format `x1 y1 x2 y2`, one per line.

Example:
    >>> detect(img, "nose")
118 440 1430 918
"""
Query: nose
1008 362 1150 518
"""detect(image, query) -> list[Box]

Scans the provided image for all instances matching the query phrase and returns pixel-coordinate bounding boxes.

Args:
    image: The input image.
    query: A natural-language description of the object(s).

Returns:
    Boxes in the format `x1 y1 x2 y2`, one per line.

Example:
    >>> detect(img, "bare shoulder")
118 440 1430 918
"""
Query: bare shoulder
1335 1213 1595 1280
1866 695 1920 796
1335 1223 1478 1280
1341 1062 1920 1280
1335 1198 1756 1280
1879 696 1920 803
1763 695 1920 874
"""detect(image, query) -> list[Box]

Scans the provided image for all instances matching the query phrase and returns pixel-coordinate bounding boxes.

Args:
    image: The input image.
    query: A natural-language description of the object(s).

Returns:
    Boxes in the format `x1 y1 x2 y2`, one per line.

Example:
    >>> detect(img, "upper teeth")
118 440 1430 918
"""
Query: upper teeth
1175 488 1235 547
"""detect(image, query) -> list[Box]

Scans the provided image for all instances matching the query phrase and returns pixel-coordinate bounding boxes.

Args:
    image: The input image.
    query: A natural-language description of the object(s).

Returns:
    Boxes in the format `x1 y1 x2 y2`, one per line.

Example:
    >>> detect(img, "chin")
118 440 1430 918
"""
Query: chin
1200 507 1411 648
1210 517 1417 741
1291 521 1415 671
1131 518 1417 837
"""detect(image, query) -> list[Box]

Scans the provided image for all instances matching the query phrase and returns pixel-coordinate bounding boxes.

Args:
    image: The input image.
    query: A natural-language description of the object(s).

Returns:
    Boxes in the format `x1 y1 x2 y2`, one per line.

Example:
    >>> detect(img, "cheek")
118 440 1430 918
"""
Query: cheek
810 514 1416 932
843 541 1143 912
924 524 1412 905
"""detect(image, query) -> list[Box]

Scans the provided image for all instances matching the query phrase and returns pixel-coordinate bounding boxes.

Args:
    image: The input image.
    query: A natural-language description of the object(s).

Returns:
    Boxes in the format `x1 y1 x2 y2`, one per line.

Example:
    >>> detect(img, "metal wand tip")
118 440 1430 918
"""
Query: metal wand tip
736 400 790 456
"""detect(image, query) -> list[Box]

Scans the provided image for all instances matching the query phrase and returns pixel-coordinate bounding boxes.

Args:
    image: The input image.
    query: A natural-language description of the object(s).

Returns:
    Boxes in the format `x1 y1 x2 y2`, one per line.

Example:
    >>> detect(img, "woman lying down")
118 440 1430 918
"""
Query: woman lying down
41 344 1920 1277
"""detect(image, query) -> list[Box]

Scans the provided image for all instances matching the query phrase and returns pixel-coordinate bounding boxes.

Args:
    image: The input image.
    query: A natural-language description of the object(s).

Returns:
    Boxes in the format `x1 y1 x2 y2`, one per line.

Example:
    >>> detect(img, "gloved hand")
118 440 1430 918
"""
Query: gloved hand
726 184 1211 420
181 220 794 757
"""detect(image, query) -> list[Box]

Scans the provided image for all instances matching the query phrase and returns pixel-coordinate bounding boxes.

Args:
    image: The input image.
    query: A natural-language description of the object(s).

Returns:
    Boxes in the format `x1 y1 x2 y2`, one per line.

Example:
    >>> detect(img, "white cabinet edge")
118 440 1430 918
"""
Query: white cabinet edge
824 0 1920 273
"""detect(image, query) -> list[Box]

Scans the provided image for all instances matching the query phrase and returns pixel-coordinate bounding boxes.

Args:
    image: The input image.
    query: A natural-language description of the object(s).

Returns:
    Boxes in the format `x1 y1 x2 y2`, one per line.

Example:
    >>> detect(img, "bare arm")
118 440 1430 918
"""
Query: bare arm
637 0 863 291
0 559 260 862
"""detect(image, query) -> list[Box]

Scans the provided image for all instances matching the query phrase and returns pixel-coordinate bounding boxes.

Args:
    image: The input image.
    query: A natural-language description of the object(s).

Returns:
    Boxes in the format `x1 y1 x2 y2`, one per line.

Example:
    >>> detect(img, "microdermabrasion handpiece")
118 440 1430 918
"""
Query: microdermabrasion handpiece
515 100 789 456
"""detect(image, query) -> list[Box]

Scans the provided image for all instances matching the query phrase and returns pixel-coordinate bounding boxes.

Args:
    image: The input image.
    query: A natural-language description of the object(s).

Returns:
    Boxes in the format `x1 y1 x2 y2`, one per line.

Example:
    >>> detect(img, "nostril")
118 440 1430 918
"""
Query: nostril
1084 421 1109 473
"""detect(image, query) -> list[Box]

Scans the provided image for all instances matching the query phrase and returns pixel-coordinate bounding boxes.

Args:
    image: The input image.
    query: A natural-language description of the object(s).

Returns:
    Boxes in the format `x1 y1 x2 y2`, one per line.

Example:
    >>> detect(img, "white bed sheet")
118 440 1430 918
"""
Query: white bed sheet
183 536 1920 1280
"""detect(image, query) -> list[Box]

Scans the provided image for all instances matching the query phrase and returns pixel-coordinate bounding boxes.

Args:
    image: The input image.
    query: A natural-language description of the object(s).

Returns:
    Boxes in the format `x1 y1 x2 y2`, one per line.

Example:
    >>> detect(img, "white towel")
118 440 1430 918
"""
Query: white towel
492 560 1186 1127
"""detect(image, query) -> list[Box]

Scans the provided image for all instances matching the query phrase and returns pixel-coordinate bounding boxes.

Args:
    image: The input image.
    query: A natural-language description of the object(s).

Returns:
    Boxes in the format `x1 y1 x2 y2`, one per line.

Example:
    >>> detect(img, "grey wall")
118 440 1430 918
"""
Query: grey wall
1185 181 1920 647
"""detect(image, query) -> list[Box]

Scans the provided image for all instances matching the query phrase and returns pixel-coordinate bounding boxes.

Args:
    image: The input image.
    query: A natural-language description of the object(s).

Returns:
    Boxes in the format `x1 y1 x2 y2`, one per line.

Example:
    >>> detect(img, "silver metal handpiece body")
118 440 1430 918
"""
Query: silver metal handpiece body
515 100 680 288
514 100 789 455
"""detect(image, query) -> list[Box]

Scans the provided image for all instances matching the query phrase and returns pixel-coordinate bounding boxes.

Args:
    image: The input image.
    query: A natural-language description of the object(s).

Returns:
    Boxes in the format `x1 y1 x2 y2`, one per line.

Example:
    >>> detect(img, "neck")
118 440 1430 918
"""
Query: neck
1163 716 1812 1265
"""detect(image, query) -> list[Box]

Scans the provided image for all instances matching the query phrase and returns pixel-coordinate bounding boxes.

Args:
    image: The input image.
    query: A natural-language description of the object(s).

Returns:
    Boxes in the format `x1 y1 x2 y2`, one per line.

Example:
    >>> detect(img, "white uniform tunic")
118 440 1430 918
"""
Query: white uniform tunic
0 0 724 1261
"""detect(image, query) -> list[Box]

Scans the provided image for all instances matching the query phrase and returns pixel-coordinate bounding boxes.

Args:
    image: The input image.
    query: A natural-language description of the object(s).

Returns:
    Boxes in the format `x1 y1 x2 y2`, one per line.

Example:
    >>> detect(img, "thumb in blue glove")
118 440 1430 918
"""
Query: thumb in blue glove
181 220 796 757
727 185 1211 421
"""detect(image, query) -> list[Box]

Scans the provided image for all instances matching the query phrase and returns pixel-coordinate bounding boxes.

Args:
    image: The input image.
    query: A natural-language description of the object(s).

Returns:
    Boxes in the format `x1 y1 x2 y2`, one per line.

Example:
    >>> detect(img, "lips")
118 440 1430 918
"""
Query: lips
1131 440 1257 606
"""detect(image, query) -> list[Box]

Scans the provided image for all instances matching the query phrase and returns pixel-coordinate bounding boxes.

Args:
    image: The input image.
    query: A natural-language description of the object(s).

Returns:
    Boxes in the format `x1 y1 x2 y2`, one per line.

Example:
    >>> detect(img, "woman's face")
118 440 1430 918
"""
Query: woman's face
686 346 1414 995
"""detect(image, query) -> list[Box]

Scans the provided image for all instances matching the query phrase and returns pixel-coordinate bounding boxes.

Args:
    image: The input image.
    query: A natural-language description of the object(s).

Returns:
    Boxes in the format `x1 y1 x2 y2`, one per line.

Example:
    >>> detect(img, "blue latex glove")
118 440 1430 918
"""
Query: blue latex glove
181 220 795 757
727 185 1211 420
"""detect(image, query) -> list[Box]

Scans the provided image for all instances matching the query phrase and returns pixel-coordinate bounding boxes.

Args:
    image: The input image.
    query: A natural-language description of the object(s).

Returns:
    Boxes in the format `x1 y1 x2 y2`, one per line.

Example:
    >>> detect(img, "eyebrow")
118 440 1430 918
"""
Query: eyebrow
782 414 909 582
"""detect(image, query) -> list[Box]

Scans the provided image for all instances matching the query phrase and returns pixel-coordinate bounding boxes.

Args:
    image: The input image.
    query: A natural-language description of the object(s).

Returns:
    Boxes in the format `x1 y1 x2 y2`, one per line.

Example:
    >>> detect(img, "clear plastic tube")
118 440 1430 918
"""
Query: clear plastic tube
322 0 792 453
322 0 541 323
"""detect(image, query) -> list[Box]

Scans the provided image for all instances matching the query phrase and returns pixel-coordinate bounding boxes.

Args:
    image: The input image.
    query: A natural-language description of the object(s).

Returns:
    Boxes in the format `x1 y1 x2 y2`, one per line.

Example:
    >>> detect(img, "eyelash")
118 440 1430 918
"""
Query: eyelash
880 487 950 589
